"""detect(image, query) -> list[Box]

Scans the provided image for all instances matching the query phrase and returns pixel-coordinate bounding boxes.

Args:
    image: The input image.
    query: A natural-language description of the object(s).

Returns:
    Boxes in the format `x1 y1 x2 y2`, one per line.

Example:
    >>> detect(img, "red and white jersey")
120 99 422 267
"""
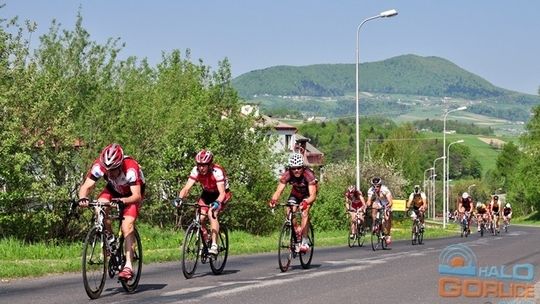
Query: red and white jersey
188 163 230 192
87 157 145 196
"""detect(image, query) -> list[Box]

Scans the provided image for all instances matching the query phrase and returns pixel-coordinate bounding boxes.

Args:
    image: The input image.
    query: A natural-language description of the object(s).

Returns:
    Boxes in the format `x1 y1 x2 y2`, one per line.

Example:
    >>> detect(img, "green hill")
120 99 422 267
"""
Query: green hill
232 54 539 105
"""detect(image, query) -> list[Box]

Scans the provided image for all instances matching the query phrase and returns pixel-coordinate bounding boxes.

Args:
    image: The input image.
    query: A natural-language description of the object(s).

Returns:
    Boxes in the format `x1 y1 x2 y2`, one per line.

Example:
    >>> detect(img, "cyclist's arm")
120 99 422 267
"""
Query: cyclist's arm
78 177 97 199
304 183 317 205
179 178 197 199
406 193 413 208
271 181 287 202
344 197 351 211
215 181 226 204
386 192 394 209
421 192 428 210
122 184 142 204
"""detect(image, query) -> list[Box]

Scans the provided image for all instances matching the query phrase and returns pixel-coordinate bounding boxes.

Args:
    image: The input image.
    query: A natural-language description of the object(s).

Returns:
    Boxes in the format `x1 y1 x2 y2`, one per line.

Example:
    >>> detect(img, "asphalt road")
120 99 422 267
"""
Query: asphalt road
2 225 540 304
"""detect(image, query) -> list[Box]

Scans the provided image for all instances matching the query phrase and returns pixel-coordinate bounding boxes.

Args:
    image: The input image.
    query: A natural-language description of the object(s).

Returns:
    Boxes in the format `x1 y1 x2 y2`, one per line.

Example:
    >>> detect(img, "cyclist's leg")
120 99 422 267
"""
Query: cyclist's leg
371 202 380 231
349 210 356 235
97 188 114 234
385 208 393 242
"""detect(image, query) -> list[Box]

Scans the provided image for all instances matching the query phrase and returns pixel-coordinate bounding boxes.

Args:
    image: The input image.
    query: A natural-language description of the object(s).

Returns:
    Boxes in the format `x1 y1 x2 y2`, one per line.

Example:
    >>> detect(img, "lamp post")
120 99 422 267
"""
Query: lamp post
444 139 464 228
424 167 433 217
442 106 466 227
355 9 398 190
432 156 446 219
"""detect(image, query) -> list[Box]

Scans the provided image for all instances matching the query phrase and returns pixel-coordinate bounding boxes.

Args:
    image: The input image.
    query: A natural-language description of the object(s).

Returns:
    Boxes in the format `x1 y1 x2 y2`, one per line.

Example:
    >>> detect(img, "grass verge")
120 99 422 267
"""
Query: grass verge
0 220 460 280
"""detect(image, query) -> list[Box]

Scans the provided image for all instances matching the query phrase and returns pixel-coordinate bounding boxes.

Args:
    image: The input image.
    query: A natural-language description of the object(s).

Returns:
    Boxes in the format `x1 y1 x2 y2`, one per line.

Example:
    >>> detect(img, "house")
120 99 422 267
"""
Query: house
241 104 324 169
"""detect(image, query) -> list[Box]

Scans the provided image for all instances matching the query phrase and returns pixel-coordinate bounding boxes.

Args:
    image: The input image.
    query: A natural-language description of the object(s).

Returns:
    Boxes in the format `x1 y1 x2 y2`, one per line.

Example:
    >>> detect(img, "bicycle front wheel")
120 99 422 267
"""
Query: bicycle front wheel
120 228 143 292
371 221 381 251
411 223 418 245
299 223 314 269
357 223 366 247
182 223 201 279
278 222 292 272
210 225 229 275
348 225 355 248
82 227 107 299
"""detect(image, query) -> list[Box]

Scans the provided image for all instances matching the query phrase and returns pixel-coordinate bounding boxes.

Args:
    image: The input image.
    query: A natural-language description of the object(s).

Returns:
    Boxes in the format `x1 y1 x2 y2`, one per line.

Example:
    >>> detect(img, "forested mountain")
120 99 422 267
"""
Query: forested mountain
232 54 540 105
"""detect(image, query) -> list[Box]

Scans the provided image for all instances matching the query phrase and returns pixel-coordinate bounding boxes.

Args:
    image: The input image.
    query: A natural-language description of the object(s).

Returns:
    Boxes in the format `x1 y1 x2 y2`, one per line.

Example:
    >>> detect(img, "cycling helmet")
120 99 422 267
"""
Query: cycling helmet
195 149 213 164
371 177 382 186
462 192 469 199
493 195 499 200
476 202 482 208
347 185 357 194
288 153 304 167
414 184 420 194
99 143 124 170
505 203 511 208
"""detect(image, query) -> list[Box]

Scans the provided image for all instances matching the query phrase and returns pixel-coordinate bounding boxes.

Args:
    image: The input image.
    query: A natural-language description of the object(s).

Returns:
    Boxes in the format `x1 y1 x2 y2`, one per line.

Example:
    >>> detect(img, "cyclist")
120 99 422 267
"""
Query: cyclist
78 143 145 280
344 185 366 239
178 149 231 255
489 195 502 233
457 192 474 234
406 184 427 229
366 177 394 246
269 153 318 253
475 201 490 232
503 203 512 227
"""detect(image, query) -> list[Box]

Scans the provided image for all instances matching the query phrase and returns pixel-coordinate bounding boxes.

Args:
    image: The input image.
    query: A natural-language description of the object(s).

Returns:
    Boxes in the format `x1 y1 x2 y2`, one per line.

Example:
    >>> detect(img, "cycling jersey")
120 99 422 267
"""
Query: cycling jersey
189 163 230 192
408 192 426 208
88 156 146 197
503 207 512 216
368 185 392 207
490 201 500 214
476 204 488 214
279 167 318 200
345 190 364 209
459 198 472 212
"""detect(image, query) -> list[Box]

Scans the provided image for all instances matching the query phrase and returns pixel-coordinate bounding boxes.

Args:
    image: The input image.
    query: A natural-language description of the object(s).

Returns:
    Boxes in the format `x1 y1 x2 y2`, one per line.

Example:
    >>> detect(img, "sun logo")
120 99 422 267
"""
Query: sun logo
438 244 477 276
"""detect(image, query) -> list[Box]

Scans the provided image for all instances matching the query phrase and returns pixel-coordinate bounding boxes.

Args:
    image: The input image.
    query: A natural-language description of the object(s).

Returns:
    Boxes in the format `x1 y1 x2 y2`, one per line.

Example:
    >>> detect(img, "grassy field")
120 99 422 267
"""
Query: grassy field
0 220 458 280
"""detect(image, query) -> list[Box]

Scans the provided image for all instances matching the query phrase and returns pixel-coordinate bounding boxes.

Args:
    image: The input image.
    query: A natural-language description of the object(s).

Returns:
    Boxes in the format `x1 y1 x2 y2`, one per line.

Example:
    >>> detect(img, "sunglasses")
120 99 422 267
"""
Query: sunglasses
291 167 303 171
196 163 209 168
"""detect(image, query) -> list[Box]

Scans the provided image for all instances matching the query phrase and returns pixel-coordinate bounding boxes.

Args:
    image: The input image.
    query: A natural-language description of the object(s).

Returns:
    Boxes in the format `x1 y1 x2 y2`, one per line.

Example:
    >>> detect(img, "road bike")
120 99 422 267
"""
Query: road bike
174 199 229 279
409 209 424 245
273 201 314 272
460 211 471 238
478 214 488 237
491 212 500 235
371 206 388 251
73 199 142 299
347 208 366 248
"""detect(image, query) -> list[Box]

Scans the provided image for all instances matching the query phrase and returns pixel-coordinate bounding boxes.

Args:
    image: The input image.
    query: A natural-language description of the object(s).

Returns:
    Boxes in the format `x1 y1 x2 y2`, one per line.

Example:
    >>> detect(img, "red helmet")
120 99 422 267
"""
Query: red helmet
195 149 213 164
347 185 357 194
100 143 124 170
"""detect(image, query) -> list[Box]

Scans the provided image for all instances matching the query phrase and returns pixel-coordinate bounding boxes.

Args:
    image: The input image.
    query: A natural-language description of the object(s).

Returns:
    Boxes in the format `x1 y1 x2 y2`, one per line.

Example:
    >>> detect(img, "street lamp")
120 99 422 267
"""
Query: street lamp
444 139 464 228
442 106 466 227
432 156 446 219
355 9 398 190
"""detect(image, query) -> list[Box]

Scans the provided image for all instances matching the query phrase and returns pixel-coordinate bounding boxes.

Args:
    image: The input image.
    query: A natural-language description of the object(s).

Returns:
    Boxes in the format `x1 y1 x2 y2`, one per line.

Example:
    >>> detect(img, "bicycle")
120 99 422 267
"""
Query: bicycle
370 206 388 251
460 211 471 238
347 208 366 248
478 214 487 237
174 199 229 279
273 201 314 272
73 199 142 299
491 212 500 235
409 209 424 245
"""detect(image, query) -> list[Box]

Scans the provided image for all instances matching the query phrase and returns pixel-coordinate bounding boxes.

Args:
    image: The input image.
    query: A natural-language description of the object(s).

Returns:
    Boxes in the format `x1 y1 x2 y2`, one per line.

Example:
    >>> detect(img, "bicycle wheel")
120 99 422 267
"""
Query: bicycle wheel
210 225 229 275
82 227 107 299
299 223 314 269
348 225 356 248
480 223 484 237
120 228 142 292
371 221 380 251
182 223 201 279
418 226 424 245
357 223 366 247
278 222 293 272
411 223 418 245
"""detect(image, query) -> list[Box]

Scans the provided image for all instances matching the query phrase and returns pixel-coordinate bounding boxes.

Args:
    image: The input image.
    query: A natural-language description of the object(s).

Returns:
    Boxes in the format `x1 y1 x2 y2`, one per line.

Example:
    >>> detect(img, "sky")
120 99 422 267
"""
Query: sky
3 0 540 95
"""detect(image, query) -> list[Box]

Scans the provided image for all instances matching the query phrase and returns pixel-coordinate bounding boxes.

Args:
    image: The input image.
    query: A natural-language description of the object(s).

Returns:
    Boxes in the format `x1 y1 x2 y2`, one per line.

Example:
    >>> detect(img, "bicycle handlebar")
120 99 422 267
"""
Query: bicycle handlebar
172 198 217 219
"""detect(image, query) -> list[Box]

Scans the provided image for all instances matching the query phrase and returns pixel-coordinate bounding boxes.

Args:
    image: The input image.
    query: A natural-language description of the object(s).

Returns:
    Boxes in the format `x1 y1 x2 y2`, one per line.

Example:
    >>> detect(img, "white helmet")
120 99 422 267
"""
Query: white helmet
476 202 482 208
505 203 511 208
288 153 304 167
462 192 469 199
